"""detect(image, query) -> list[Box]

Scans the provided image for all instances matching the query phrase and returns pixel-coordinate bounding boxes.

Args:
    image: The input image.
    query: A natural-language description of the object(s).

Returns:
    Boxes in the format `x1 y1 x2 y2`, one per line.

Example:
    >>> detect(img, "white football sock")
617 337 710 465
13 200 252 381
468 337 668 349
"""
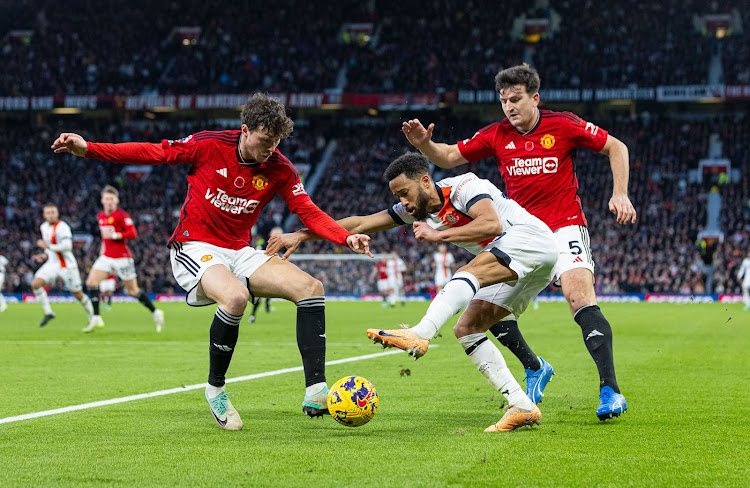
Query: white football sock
459 333 533 410
33 288 53 315
305 381 327 397
205 384 225 398
410 271 480 340
80 294 94 319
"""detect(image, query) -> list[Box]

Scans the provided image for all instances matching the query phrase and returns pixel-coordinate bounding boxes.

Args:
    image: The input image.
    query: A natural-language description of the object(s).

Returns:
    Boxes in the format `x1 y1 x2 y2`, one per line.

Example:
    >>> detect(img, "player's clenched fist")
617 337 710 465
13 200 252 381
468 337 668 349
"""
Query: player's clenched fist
51 133 88 157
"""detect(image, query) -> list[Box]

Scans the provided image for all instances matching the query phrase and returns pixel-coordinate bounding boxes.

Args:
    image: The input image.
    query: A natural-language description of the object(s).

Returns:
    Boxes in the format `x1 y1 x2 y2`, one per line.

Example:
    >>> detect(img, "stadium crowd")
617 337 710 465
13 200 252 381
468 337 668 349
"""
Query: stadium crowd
3 111 747 297
1 0 748 96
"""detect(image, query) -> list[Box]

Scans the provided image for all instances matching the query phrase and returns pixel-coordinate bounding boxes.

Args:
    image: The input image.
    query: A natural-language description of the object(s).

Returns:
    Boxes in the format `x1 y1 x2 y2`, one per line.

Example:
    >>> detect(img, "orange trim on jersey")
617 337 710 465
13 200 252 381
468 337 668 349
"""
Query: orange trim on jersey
51 221 67 268
436 187 494 248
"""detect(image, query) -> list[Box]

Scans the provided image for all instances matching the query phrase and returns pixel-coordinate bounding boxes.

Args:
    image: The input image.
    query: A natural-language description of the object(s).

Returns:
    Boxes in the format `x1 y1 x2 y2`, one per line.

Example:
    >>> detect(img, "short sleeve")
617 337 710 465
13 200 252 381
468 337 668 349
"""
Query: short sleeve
565 114 609 152
456 123 499 162
388 203 414 226
452 174 492 213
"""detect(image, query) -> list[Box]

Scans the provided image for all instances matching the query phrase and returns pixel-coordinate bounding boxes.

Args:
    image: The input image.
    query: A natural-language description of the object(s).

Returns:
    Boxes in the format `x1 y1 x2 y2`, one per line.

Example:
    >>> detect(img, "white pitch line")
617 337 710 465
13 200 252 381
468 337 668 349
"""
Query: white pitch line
0 347 436 425
0 340 376 347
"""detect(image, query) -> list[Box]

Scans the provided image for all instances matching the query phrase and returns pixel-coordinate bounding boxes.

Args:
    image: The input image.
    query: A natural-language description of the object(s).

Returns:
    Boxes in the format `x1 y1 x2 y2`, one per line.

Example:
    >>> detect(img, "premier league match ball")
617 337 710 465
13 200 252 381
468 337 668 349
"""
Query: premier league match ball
327 376 379 427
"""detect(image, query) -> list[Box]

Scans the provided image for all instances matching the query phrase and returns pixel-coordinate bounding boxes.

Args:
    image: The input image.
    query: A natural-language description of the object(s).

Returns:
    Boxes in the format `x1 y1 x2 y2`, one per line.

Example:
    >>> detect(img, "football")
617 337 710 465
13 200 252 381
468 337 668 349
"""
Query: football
327 376 379 427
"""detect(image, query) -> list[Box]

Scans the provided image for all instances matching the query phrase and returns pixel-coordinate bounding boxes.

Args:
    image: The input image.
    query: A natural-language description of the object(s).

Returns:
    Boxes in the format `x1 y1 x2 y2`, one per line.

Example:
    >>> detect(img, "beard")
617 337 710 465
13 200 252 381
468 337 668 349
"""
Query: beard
411 188 431 221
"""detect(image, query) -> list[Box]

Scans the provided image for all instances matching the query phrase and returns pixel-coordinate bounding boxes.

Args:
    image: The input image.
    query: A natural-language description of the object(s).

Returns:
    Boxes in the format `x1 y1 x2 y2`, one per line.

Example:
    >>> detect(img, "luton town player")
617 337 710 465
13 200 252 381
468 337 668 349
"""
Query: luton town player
402 64 636 420
82 186 165 333
52 93 372 431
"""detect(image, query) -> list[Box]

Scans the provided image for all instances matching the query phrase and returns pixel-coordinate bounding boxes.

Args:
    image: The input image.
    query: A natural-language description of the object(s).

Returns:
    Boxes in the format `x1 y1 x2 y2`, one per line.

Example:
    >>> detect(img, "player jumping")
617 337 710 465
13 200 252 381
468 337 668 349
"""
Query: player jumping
52 93 371 431
401 63 636 420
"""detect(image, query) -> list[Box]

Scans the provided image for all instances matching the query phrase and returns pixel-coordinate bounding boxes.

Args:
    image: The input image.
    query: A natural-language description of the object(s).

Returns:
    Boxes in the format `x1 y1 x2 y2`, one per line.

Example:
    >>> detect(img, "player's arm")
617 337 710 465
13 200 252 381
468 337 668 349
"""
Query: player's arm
268 210 398 259
46 237 72 252
599 134 637 224
413 198 502 243
402 119 468 169
51 133 168 165
293 200 372 257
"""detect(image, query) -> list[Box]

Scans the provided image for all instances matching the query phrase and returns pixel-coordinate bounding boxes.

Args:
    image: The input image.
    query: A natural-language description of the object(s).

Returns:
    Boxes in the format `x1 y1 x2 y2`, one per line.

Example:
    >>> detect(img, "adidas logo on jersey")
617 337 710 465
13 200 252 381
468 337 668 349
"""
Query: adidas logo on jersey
505 141 516 150
216 168 228 178
572 256 583 263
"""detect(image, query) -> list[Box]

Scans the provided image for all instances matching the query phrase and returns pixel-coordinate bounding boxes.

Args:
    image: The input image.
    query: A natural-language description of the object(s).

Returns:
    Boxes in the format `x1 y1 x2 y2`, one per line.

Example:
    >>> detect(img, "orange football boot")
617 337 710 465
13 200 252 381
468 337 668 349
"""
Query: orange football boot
366 327 429 359
484 404 542 432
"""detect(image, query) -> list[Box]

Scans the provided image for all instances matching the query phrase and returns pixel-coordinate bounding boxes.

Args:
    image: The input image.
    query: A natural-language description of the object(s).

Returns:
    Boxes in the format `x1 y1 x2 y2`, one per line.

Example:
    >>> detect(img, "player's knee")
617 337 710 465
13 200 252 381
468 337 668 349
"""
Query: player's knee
127 287 140 297
568 293 595 314
223 288 250 314
85 278 98 288
302 277 324 298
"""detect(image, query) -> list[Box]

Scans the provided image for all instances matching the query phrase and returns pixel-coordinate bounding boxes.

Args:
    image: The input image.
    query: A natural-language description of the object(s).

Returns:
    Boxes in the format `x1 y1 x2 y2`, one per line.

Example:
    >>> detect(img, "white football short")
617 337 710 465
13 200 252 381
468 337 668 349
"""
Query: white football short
376 279 391 293
170 241 272 306
92 256 137 281
552 225 595 285
434 272 452 288
99 278 116 293
0 273 5 290
34 262 83 292
472 223 557 318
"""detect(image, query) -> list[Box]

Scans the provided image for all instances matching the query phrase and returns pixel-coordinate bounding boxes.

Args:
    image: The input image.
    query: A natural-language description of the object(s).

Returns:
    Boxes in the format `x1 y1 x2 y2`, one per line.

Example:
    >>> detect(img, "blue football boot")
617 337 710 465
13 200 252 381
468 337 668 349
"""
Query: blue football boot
523 356 554 404
596 386 627 420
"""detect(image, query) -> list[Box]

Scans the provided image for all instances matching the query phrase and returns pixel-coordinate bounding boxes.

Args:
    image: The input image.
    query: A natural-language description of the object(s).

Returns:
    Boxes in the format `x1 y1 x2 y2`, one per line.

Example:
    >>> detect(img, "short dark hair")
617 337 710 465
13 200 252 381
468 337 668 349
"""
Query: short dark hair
383 151 430 182
43 203 57 210
241 93 294 139
101 185 119 197
494 63 541 95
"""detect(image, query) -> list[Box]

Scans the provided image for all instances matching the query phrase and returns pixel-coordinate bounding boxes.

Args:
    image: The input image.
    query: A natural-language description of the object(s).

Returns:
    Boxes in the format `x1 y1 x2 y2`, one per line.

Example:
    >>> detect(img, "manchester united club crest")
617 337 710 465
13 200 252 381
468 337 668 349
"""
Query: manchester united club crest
251 175 269 191
525 141 534 151
201 255 213 262
540 134 555 149
108 217 114 224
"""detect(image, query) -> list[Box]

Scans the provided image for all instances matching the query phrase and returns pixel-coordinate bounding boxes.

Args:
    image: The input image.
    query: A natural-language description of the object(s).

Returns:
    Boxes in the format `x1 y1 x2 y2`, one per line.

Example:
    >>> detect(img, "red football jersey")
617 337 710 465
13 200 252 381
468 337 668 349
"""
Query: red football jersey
98 208 136 258
457 109 608 231
376 261 388 280
162 130 328 250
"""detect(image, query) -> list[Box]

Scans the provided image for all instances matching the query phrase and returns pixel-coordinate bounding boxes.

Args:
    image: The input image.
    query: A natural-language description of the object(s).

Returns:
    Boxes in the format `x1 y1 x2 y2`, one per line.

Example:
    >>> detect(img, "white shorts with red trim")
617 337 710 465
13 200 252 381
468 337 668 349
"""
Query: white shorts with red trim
34 262 83 292
552 225 595 286
92 256 137 281
472 223 557 318
170 241 272 306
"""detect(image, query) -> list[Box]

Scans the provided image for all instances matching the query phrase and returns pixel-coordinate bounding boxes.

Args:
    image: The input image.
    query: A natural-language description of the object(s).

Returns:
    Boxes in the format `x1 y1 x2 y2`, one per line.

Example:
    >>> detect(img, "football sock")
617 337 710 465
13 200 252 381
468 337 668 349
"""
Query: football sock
265 298 271 313
251 299 261 317
33 287 53 315
575 304 620 393
0 294 6 307
411 271 479 340
296 296 327 388
489 318 541 370
208 307 242 387
136 290 156 312
79 294 94 319
87 287 100 315
459 333 533 410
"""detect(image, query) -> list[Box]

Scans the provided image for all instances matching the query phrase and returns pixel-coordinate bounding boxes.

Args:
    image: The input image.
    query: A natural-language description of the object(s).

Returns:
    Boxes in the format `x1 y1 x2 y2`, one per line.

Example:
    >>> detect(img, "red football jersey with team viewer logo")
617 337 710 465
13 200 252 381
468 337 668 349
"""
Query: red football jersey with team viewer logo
457 109 608 231
162 130 326 250
98 208 137 258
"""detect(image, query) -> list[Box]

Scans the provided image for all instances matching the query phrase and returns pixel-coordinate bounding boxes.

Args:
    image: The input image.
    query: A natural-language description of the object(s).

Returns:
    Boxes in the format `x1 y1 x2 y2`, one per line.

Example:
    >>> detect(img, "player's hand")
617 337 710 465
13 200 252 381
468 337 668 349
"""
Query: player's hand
32 253 47 263
36 239 49 249
402 119 435 150
608 194 637 225
267 233 303 260
346 234 374 257
100 228 120 240
412 222 441 242
51 133 88 157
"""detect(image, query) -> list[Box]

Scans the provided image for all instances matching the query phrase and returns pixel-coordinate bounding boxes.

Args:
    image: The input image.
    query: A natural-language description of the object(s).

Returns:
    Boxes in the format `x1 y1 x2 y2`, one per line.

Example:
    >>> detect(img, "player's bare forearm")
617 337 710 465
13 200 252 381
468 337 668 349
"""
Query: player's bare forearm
601 135 637 224
418 142 467 169
414 216 502 244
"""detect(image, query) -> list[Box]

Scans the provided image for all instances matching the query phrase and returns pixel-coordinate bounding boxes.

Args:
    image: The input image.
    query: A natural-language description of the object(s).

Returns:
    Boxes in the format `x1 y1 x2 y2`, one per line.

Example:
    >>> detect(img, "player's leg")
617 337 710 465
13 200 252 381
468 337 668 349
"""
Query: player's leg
32 263 57 326
64 268 93 322
246 256 329 417
561 268 626 420
248 297 262 323
119 258 163 332
453 300 540 432
85 260 111 331
368 251 516 359
0 273 7 312
742 283 750 311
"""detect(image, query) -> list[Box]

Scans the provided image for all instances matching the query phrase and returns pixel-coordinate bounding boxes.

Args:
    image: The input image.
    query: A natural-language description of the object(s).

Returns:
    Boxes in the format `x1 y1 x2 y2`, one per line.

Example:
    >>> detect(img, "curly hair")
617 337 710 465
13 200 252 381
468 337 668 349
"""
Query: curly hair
383 151 430 182
494 63 541 95
240 93 294 139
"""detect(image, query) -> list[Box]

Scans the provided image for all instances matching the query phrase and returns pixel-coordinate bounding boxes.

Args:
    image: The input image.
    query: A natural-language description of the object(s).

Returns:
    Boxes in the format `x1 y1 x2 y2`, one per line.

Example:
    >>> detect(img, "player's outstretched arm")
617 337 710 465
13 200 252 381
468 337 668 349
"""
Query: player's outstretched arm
402 119 468 169
346 234 373 257
51 133 88 157
413 200 503 243
600 134 637 225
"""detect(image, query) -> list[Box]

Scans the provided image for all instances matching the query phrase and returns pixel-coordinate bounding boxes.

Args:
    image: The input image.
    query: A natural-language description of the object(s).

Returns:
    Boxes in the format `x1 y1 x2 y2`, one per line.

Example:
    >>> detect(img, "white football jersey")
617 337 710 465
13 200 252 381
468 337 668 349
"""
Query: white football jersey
40 220 78 269
738 257 750 285
386 256 406 282
433 251 455 280
0 254 8 273
389 172 548 255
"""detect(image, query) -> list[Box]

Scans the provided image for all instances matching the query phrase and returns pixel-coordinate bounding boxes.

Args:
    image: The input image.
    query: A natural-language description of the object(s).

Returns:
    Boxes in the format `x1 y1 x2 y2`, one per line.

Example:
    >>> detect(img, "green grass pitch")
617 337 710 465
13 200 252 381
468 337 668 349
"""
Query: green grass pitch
0 300 747 487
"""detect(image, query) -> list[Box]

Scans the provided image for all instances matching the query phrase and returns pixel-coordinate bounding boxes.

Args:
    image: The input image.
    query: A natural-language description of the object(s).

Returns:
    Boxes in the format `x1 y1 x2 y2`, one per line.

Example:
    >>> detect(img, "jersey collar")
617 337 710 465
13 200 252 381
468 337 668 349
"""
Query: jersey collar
515 108 542 136
236 134 262 167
